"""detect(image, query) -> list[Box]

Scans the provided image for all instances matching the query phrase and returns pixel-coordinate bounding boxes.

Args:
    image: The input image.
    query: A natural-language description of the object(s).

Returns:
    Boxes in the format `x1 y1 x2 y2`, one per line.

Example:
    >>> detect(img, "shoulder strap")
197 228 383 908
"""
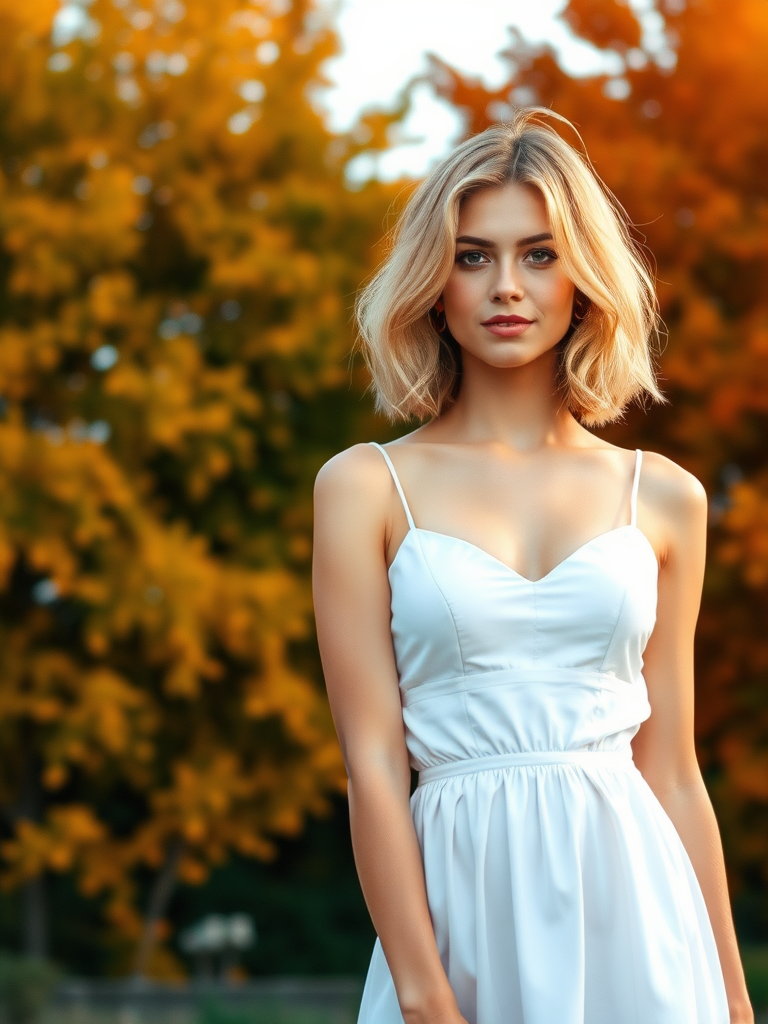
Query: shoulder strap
630 449 643 527
368 442 416 531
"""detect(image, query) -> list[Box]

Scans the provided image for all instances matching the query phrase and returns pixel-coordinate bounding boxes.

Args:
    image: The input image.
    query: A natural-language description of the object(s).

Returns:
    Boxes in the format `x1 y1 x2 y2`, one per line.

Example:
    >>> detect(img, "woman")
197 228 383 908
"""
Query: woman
312 110 752 1024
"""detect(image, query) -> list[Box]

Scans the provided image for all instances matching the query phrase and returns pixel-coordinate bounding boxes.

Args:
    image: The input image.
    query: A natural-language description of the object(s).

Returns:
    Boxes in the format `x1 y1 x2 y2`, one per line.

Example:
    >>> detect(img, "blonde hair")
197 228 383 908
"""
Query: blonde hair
356 108 664 426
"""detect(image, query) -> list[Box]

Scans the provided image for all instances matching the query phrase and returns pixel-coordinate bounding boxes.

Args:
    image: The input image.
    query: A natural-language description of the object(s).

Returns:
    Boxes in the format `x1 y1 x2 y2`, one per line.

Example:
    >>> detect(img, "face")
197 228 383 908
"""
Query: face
439 182 576 370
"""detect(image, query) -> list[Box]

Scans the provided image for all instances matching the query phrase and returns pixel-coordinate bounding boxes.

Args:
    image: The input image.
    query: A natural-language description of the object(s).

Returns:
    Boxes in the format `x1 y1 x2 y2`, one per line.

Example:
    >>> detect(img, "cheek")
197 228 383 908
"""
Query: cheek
538 273 575 315
442 270 481 315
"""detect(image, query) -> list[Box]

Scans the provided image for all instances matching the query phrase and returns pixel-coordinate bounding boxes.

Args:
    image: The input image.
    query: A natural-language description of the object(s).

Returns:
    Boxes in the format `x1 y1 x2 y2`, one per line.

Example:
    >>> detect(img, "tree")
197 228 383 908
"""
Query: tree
418 0 768 936
0 0 395 974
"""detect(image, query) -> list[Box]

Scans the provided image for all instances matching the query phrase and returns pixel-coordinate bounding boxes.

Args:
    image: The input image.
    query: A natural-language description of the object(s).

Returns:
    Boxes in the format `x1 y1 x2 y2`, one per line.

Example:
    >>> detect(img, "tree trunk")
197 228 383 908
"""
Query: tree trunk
132 836 184 980
21 874 47 958
9 741 49 958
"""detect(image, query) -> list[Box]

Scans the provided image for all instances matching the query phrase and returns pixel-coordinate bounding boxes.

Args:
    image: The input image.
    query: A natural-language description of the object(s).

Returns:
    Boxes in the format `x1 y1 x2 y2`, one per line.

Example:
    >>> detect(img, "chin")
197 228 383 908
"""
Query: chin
474 342 556 369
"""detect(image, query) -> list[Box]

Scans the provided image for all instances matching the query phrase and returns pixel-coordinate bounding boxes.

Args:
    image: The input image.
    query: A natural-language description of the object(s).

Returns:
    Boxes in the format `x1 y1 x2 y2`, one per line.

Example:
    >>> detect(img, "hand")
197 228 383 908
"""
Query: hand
402 1001 471 1024
400 992 470 1024
729 998 754 1024
402 1012 470 1024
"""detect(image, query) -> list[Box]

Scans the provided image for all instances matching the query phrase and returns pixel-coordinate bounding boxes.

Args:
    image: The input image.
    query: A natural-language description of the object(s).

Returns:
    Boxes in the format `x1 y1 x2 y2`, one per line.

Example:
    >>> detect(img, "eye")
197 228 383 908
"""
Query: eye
456 250 490 267
524 248 558 266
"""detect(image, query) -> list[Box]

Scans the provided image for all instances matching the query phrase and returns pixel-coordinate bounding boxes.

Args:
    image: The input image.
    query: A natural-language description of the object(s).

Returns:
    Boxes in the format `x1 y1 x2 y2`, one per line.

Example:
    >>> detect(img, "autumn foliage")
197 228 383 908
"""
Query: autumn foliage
0 0 393 975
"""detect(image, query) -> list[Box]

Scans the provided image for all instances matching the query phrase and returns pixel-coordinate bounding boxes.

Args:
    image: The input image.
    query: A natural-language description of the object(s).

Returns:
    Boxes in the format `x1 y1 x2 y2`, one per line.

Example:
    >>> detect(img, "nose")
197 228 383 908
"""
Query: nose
491 257 524 303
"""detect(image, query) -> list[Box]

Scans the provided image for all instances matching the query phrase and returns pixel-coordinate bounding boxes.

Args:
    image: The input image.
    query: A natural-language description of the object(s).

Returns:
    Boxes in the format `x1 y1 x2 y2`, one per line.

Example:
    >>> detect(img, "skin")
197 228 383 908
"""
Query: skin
313 182 753 1024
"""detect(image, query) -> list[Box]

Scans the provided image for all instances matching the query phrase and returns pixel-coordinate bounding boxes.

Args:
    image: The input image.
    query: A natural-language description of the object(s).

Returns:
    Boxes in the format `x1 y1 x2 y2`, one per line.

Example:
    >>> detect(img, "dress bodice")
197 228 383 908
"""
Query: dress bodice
370 443 659 774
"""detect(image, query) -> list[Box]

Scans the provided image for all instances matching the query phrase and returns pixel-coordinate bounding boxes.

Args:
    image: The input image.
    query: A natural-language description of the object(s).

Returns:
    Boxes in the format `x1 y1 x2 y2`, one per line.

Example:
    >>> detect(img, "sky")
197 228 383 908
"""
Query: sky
52 0 669 181
317 0 620 180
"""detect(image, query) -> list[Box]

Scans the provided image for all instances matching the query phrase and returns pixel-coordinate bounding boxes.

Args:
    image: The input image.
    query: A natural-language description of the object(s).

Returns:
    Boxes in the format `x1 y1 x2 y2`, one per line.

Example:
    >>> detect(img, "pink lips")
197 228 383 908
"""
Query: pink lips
481 314 534 338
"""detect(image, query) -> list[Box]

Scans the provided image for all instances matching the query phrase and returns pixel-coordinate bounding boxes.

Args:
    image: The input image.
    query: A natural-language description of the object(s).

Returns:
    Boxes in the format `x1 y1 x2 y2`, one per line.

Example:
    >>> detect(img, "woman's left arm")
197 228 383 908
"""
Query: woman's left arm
632 453 753 1024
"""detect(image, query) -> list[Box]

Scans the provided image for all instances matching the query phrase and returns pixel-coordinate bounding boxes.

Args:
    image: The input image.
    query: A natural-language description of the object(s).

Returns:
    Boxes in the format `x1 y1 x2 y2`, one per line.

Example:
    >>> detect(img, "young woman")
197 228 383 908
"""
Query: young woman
312 110 752 1024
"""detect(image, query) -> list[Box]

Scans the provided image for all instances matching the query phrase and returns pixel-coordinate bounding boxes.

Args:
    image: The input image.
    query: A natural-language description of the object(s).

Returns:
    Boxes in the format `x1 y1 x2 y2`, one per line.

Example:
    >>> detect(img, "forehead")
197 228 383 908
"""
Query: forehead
457 182 550 238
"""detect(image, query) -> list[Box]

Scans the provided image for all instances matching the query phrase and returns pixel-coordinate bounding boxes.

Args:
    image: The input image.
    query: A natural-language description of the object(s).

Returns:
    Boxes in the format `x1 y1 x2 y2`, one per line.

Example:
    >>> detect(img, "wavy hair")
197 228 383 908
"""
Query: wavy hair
355 108 664 426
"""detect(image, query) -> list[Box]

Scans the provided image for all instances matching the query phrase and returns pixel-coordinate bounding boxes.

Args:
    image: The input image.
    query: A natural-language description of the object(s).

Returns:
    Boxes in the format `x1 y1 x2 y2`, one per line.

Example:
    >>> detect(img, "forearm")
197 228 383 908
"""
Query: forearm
653 776 752 1021
348 768 460 1023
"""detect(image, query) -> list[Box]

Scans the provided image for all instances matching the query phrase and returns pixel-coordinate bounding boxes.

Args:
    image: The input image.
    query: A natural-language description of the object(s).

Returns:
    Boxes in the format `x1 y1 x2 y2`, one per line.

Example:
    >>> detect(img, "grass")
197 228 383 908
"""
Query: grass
197 1001 344 1024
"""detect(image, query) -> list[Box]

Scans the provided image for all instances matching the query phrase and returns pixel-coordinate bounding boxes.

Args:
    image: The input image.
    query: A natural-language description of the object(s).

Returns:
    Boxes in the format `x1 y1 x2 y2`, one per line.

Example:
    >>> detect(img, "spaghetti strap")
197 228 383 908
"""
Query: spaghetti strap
630 449 643 527
368 442 416 531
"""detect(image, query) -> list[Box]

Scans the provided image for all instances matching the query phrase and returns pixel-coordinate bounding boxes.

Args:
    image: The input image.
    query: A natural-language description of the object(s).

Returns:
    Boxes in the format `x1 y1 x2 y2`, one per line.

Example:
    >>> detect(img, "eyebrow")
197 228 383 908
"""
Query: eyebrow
455 232 554 248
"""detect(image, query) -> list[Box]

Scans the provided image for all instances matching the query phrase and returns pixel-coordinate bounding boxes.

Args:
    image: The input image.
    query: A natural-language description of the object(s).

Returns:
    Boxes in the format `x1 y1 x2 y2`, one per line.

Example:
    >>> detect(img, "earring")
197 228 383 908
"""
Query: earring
431 307 447 333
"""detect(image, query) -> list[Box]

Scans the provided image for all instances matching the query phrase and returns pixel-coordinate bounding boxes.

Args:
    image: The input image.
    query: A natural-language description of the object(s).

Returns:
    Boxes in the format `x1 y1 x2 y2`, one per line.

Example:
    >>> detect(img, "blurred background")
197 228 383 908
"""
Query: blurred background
0 0 767 1020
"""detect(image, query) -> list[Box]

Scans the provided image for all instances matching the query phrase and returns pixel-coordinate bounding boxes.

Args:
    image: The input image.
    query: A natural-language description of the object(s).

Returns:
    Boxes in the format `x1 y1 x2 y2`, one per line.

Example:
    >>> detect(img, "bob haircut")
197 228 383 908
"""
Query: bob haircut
356 108 664 427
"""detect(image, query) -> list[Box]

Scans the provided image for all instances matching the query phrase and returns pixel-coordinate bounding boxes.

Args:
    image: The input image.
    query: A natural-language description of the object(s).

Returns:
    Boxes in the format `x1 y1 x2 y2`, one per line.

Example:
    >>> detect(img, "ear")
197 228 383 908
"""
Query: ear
433 298 445 313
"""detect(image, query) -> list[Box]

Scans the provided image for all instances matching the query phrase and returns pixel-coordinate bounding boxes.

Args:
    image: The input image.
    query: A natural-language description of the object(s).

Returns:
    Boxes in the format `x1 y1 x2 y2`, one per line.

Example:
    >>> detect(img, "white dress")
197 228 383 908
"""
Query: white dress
357 443 728 1024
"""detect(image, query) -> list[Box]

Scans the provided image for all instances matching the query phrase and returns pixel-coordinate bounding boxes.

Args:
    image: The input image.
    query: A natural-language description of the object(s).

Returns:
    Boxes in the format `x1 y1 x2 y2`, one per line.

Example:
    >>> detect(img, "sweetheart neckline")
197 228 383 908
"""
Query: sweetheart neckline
387 523 659 586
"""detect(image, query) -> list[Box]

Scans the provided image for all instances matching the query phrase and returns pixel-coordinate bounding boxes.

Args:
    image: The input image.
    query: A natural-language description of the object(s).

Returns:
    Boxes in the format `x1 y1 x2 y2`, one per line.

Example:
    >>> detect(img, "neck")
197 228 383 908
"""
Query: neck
439 347 584 452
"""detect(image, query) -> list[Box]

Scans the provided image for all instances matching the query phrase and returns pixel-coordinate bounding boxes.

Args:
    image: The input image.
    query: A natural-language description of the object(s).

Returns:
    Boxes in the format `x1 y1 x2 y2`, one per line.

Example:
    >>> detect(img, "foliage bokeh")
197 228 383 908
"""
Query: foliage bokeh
0 0 766 980
0 0 394 976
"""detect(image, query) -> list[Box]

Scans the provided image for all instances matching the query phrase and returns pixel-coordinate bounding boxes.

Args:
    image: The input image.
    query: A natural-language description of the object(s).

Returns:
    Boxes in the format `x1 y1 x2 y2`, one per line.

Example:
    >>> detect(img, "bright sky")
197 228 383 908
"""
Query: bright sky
317 0 619 180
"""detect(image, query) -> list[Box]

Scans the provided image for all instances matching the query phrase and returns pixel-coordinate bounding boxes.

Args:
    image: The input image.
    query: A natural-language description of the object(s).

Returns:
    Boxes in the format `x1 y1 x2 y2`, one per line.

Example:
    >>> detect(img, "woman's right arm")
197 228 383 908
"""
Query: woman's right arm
313 445 466 1024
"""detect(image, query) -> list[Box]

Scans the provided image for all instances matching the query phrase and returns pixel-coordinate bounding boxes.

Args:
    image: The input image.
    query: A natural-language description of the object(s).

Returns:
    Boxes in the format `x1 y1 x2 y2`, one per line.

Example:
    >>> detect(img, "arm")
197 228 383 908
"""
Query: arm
313 445 467 1024
632 454 753 1024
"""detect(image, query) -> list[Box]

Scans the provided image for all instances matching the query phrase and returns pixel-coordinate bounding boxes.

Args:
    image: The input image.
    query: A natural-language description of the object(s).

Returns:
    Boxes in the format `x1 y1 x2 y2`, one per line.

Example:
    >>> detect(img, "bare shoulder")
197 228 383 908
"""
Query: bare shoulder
314 442 393 524
638 451 708 561
640 451 707 518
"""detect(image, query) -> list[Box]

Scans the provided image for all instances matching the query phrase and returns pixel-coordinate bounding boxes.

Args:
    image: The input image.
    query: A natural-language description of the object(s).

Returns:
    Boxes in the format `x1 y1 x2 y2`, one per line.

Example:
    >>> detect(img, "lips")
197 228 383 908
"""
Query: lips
481 315 534 325
481 314 535 338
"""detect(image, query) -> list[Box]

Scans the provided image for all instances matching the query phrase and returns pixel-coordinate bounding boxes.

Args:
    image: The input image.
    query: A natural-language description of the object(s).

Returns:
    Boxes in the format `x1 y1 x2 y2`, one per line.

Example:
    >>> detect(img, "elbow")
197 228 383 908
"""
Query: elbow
639 762 706 804
345 749 411 801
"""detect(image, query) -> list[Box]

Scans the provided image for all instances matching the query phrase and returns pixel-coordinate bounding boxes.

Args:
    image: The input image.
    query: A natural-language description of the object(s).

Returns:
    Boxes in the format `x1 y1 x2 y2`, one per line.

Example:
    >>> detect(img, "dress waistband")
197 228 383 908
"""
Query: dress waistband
417 748 635 785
